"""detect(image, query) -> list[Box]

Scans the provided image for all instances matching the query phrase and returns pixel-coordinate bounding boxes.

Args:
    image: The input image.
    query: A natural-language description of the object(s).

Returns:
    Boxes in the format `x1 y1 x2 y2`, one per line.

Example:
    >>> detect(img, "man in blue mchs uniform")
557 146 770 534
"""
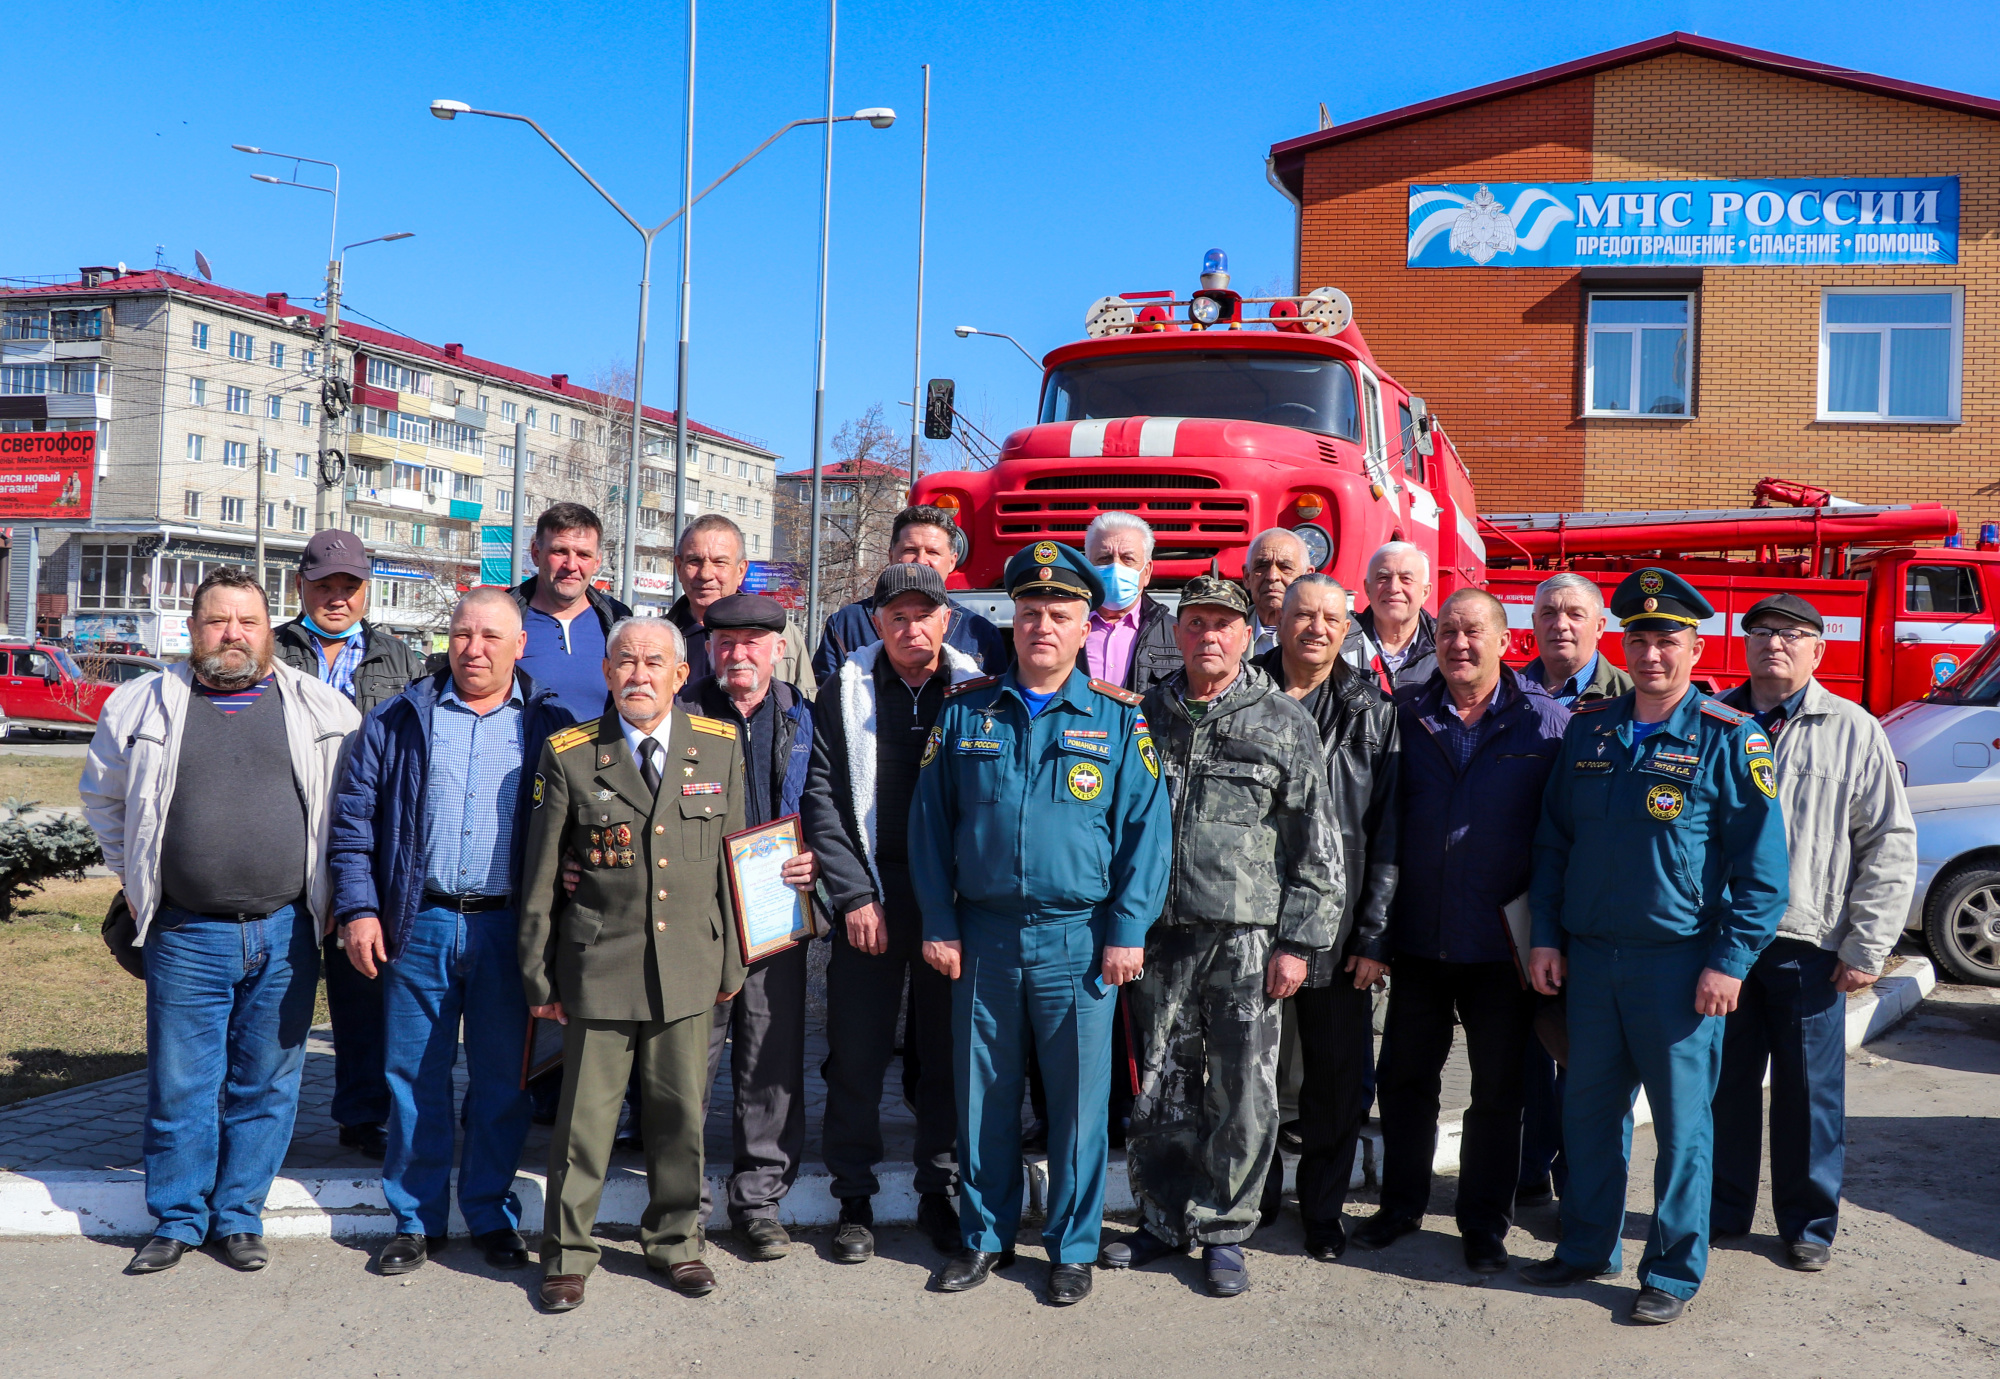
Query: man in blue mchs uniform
910 540 1171 1308
1521 568 1788 1326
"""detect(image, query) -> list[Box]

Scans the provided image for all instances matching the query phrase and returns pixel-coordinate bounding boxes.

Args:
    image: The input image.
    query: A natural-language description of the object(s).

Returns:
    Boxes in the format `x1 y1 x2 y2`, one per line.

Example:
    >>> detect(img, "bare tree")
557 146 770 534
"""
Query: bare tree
775 403 914 609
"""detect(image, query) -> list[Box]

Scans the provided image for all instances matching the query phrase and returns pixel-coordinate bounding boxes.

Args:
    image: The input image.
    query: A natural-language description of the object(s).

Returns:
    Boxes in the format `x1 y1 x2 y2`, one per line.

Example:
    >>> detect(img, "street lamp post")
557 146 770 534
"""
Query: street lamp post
954 325 1043 369
429 97 894 607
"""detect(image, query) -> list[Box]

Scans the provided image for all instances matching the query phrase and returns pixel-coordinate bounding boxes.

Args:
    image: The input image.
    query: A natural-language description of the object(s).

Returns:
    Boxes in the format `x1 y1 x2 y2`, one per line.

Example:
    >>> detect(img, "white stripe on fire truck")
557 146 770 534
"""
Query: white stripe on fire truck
1498 599 1863 642
1892 620 1995 646
1137 417 1183 456
1069 419 1111 458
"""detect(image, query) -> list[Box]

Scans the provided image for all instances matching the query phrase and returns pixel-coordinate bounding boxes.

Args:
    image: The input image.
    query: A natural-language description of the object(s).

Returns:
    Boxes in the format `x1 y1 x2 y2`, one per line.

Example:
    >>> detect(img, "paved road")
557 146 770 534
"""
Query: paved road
4 985 1995 1379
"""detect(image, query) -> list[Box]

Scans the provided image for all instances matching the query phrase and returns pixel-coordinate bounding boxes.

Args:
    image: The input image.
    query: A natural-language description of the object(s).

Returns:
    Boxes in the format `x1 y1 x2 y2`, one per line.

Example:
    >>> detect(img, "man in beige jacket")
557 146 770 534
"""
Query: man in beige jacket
82 567 360 1277
1711 592 1916 1271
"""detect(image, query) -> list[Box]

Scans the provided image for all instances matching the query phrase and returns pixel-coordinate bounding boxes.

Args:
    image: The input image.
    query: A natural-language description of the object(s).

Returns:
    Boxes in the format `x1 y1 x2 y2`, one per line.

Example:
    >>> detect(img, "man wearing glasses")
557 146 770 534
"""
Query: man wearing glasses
1710 594 1915 1272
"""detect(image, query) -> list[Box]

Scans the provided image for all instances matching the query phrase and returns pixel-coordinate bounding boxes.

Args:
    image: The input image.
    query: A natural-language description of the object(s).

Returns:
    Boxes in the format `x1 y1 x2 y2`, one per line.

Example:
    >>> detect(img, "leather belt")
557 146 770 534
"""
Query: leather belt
422 890 512 913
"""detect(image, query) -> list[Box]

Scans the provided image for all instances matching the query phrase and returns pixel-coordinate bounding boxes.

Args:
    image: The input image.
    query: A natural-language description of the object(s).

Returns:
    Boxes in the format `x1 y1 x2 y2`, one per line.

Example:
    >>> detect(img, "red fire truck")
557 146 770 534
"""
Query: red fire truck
912 252 1996 714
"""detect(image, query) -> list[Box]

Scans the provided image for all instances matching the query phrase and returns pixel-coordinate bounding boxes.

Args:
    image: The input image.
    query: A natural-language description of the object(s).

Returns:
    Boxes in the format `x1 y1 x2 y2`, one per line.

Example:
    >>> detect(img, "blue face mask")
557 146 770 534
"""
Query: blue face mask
1095 562 1143 611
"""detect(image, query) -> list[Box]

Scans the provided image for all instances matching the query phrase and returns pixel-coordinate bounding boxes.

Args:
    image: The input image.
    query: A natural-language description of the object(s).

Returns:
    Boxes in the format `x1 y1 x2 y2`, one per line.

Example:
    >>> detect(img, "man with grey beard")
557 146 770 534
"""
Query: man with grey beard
84 566 361 1276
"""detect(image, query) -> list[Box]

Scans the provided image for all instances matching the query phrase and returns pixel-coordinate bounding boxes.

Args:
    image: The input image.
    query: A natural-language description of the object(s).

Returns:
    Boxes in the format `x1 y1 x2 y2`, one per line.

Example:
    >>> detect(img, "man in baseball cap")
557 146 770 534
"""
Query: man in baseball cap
272 527 425 1163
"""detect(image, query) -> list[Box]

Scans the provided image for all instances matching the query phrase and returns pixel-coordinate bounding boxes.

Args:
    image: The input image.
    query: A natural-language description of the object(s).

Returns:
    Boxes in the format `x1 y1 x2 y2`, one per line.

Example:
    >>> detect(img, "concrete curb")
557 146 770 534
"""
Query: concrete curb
0 959 1935 1240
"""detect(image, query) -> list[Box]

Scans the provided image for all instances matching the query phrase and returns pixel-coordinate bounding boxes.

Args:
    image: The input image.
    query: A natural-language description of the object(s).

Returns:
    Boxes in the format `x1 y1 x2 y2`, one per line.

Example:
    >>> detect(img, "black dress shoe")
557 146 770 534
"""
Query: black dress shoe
1520 1256 1616 1287
832 1199 875 1263
338 1123 388 1160
918 1193 960 1256
127 1236 188 1274
1303 1221 1347 1262
1258 1158 1284 1228
936 1248 1015 1292
1097 1227 1181 1269
1350 1210 1421 1252
1631 1286 1686 1324
1786 1241 1831 1271
1463 1234 1509 1274
1515 1174 1554 1206
221 1233 269 1271
476 1228 531 1269
739 1218 791 1260
377 1233 432 1275
1047 1262 1092 1305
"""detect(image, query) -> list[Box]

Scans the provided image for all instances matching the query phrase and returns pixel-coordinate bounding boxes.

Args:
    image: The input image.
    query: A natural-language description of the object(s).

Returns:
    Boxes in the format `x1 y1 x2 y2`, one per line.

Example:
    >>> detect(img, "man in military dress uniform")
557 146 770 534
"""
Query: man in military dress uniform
1523 568 1787 1325
910 540 1171 1307
518 618 747 1313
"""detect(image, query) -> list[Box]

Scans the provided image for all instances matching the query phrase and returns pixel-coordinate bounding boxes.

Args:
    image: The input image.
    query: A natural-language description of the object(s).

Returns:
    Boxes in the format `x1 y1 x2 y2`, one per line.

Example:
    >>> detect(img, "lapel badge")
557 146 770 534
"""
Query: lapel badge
686 746 699 759
599 752 613 767
588 848 603 866
683 765 695 776
594 788 615 801
615 824 632 847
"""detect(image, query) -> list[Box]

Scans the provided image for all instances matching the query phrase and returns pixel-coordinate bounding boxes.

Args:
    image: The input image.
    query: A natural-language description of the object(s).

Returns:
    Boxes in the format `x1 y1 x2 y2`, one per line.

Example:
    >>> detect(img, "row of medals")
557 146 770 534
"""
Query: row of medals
590 824 636 868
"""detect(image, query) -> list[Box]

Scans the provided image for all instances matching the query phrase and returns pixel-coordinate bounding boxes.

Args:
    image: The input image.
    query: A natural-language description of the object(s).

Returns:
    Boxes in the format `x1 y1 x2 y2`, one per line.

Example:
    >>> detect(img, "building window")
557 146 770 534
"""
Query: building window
186 434 205 462
219 496 245 525
753 498 762 518
751 533 762 555
453 473 482 503
269 341 286 369
525 406 538 428
735 494 748 516
494 488 512 513
477 394 490 412
426 466 449 492
297 400 312 426
392 461 425 491
549 412 561 434
1585 294 1691 417
3 310 49 341
77 543 141 611
264 502 279 529
292 506 308 532
267 394 283 419
1819 289 1962 423
350 514 372 538
295 452 310 478
225 385 251 414
383 520 401 543
497 443 515 469
223 440 248 468
359 406 396 437
501 401 517 422
412 523 427 548
364 358 432 396
398 414 431 445
184 490 202 518
191 322 210 350
189 378 208 405
0 365 46 395
303 348 317 372
228 330 255 361
737 459 749 479
264 448 280 474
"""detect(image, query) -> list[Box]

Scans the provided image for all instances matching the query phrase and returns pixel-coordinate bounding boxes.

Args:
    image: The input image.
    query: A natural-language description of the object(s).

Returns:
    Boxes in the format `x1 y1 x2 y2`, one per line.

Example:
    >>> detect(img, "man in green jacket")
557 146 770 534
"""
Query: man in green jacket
1101 575 1343 1298
517 617 746 1313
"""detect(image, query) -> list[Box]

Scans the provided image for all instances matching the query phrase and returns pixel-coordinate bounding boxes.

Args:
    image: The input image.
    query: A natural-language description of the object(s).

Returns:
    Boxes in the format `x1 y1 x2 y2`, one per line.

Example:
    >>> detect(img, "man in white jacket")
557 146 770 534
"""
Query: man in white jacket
1711 592 1916 1271
81 567 359 1277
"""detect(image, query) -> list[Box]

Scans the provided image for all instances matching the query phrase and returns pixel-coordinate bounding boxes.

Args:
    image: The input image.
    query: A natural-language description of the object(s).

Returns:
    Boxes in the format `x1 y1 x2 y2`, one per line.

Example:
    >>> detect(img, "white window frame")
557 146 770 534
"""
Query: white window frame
1816 286 1963 424
1583 291 1695 420
191 322 210 351
219 496 246 525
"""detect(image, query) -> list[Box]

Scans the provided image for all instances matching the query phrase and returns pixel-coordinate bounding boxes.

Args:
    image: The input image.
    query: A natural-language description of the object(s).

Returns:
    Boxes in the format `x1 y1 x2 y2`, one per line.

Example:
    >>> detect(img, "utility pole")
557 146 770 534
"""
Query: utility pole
908 63 930 490
255 438 267 586
806 0 838 640
316 257 346 534
669 0 696 598
511 420 529 583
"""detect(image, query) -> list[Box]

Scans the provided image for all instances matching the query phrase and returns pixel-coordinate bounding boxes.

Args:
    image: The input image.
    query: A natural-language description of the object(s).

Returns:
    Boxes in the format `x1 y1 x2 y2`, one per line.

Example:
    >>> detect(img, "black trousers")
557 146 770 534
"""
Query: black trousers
1290 977 1377 1229
1376 955 1533 1241
322 934 388 1129
821 863 958 1198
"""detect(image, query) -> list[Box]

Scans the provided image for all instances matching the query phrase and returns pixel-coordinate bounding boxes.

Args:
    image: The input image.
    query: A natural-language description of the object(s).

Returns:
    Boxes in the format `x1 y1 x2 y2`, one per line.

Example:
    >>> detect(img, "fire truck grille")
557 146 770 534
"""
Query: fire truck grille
1025 474 1221 490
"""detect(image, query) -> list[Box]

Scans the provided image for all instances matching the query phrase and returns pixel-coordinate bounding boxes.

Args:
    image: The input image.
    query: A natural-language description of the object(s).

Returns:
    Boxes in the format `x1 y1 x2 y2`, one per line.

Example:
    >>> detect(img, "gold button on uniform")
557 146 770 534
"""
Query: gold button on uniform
657 857 668 868
655 920 666 931
654 824 665 835
656 889 668 900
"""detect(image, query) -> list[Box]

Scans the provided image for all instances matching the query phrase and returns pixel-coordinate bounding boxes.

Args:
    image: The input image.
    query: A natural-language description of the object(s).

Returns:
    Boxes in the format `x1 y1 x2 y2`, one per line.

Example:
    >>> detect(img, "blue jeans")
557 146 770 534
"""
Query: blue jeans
381 906 532 1237
143 904 318 1245
1711 938 1847 1247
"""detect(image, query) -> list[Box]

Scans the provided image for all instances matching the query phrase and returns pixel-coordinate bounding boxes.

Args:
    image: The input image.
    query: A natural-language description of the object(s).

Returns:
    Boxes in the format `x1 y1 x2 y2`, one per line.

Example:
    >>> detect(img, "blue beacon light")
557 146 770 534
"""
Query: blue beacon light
1201 248 1229 277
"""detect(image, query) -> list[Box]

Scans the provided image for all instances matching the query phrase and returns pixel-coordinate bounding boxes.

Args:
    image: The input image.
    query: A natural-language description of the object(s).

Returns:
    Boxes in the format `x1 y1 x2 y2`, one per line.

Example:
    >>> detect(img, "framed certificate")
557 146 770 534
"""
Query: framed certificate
520 1016 565 1089
724 814 819 963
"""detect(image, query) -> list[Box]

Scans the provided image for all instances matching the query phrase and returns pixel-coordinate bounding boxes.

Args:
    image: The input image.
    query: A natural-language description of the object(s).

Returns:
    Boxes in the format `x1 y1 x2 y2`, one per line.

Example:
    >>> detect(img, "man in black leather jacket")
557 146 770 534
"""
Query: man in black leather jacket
1253 573 1399 1260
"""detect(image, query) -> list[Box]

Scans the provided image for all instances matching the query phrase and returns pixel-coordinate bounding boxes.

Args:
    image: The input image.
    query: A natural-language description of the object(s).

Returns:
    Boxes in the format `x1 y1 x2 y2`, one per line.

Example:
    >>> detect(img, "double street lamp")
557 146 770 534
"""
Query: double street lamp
428 97 894 606
234 144 413 537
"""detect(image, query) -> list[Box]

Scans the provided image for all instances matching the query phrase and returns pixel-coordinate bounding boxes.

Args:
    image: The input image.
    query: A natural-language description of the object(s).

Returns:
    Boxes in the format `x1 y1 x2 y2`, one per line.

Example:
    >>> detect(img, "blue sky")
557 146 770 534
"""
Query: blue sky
7 1 1996 471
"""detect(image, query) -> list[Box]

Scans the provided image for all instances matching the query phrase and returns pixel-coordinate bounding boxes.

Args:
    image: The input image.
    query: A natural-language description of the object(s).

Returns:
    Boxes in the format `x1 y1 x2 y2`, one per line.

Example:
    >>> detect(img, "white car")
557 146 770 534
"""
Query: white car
1906 781 2000 986
1885 634 2000 787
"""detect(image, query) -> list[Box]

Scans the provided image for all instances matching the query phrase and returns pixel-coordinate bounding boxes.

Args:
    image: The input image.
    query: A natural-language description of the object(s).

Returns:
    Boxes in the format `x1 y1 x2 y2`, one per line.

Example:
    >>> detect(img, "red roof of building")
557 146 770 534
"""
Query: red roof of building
783 457 911 480
0 269 775 456
1269 32 2000 193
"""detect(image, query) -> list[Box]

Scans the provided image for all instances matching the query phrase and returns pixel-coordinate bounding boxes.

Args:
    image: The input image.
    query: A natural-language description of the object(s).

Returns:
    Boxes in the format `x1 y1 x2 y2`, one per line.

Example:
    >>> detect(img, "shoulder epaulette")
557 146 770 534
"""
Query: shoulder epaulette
1570 699 1613 714
1088 677 1144 706
1700 700 1752 727
687 714 739 739
946 675 1000 698
546 724 593 754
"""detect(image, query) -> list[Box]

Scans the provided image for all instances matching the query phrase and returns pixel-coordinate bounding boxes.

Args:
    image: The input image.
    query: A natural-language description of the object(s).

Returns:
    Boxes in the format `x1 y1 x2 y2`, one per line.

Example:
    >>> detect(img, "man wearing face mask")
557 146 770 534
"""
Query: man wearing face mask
1080 512 1181 695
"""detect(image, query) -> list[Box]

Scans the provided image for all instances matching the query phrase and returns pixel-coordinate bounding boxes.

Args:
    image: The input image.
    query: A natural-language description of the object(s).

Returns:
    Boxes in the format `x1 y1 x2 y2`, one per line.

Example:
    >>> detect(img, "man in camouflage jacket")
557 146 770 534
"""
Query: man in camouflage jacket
1099 576 1344 1298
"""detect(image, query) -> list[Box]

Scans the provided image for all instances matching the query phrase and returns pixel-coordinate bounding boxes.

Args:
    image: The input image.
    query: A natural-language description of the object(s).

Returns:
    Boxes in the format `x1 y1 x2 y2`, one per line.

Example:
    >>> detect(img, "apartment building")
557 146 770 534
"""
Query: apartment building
0 266 778 651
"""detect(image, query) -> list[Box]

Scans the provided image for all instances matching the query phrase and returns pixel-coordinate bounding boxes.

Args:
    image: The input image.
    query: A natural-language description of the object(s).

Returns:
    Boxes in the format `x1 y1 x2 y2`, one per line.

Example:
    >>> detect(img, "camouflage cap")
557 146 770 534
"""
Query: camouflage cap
1177 574 1252 618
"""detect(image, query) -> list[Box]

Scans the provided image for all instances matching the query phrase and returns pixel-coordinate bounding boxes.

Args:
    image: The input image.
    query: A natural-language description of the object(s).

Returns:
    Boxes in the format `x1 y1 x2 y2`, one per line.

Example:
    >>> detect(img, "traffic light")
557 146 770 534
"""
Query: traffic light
924 378 955 440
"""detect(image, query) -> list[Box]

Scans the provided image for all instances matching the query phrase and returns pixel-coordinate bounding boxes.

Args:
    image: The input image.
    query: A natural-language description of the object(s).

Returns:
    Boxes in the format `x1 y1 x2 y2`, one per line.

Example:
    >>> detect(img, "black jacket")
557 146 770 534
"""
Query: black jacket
1341 606 1438 695
1074 593 1182 696
1255 647 1401 980
273 619 423 716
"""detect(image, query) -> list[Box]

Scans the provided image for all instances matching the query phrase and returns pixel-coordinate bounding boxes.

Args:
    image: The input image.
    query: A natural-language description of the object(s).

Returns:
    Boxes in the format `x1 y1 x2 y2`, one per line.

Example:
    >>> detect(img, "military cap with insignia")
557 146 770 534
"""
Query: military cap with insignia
1611 566 1714 632
1177 573 1252 618
1005 539 1104 605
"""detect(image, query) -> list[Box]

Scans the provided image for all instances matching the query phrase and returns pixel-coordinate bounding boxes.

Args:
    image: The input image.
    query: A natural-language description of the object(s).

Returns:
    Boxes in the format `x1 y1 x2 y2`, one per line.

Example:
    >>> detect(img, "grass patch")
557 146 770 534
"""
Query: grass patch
0 754 86 813
0 875 333 1108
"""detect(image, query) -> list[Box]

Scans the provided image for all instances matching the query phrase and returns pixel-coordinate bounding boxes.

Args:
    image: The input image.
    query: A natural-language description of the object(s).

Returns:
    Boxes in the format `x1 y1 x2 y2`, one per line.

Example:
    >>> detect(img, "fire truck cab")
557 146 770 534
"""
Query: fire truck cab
914 253 1484 612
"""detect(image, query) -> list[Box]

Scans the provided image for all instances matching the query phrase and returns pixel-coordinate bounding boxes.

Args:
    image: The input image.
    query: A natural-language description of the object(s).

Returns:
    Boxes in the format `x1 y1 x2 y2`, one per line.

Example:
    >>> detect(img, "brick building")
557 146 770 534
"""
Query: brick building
1266 32 2000 527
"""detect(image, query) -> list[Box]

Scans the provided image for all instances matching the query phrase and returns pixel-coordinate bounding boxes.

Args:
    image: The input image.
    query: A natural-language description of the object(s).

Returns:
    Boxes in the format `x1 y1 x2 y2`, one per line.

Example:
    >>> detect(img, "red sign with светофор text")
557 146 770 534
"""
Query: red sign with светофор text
0 431 94 519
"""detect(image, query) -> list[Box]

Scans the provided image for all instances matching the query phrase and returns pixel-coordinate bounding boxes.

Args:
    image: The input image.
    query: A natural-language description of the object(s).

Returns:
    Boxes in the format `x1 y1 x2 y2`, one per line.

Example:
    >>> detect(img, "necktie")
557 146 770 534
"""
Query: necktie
640 738 663 795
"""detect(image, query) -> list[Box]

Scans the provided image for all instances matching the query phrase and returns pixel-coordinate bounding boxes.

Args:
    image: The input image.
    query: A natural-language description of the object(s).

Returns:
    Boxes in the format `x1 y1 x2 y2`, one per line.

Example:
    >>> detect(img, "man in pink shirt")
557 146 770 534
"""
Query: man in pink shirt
1080 513 1181 695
